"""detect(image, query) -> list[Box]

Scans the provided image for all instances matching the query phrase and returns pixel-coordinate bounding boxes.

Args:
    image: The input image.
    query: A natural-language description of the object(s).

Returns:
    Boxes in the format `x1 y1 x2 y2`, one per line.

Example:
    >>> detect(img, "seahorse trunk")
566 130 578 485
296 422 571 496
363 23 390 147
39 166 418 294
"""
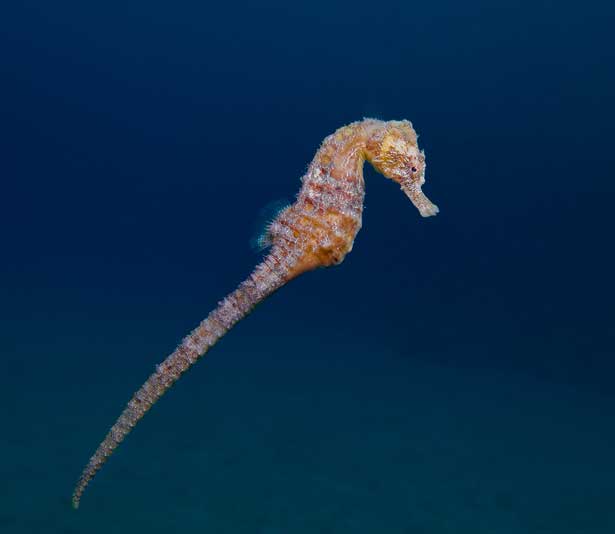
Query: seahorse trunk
72 253 289 508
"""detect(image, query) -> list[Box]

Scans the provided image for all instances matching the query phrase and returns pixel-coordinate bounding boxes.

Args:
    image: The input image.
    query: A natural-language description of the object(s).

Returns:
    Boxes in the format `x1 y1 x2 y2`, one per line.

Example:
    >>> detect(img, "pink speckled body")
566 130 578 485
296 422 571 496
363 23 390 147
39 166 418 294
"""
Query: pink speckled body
72 118 438 508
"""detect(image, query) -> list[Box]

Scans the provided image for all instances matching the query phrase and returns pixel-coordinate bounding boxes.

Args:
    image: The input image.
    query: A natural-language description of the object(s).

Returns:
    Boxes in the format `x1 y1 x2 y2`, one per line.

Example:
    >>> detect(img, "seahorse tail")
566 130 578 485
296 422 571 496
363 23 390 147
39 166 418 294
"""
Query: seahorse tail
72 257 287 508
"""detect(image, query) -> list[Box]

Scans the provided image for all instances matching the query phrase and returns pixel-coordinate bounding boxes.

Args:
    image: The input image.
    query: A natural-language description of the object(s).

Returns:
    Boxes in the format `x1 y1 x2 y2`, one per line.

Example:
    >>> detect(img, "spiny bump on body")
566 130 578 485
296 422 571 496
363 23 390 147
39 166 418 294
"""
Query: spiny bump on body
72 118 438 509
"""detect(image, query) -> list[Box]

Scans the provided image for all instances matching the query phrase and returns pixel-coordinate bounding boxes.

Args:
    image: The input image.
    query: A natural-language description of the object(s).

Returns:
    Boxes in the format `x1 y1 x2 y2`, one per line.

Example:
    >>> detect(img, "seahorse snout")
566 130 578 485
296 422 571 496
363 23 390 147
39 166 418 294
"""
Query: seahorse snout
401 181 440 217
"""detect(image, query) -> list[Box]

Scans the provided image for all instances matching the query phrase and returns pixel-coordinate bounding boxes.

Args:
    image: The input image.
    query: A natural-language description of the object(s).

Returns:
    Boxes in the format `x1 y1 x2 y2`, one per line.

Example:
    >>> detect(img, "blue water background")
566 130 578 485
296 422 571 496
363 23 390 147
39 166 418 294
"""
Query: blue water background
1 1 614 532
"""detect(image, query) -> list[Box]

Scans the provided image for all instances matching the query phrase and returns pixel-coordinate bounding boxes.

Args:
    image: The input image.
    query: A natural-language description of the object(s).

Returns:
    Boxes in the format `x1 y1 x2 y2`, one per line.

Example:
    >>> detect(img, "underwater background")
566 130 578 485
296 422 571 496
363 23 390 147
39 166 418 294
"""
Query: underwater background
1 1 614 532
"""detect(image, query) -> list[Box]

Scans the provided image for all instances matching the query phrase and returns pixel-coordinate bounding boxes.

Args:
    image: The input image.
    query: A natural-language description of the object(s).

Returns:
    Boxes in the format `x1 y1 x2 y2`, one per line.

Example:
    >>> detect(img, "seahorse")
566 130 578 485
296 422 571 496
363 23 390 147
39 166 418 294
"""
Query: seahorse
72 118 439 508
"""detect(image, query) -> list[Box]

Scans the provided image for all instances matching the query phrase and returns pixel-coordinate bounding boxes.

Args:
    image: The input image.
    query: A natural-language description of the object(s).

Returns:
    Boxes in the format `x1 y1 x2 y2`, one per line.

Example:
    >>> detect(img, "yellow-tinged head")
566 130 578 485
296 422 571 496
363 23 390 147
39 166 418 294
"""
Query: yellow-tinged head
365 120 439 217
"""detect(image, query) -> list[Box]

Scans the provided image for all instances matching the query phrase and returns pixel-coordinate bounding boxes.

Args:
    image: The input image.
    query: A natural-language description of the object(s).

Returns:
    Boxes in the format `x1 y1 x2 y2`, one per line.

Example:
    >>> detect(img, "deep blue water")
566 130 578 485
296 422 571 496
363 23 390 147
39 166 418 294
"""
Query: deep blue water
1 1 614 532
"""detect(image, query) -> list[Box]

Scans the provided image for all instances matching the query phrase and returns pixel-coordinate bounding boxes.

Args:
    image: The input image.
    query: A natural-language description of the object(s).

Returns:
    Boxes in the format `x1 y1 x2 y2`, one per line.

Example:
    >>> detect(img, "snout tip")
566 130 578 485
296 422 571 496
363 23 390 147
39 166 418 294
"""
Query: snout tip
419 203 439 217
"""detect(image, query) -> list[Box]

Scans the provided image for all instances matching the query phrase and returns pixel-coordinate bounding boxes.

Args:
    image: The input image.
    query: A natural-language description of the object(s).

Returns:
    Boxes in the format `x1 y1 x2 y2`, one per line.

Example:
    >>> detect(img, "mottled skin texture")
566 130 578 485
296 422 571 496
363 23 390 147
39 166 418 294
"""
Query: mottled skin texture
72 118 438 509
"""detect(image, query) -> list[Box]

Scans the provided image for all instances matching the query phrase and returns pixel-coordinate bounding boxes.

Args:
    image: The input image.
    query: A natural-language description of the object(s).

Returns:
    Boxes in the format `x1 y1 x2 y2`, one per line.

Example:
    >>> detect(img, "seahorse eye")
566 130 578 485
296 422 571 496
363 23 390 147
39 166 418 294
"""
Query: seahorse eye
411 167 417 172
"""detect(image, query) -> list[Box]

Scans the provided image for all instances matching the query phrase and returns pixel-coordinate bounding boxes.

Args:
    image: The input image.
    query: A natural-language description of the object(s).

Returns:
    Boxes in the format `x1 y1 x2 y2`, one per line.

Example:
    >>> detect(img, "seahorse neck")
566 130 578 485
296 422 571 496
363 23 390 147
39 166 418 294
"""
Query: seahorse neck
307 119 385 182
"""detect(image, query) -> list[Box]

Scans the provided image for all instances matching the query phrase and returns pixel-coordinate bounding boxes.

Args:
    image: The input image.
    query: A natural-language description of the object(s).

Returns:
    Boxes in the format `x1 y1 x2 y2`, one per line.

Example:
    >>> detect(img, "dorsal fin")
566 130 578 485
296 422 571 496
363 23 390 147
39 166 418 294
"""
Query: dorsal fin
249 199 290 252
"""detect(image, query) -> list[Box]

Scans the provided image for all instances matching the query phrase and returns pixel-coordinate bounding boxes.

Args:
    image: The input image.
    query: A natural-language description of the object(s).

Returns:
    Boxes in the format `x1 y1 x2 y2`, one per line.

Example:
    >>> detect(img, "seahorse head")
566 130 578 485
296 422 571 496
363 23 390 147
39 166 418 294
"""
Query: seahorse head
366 120 439 218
